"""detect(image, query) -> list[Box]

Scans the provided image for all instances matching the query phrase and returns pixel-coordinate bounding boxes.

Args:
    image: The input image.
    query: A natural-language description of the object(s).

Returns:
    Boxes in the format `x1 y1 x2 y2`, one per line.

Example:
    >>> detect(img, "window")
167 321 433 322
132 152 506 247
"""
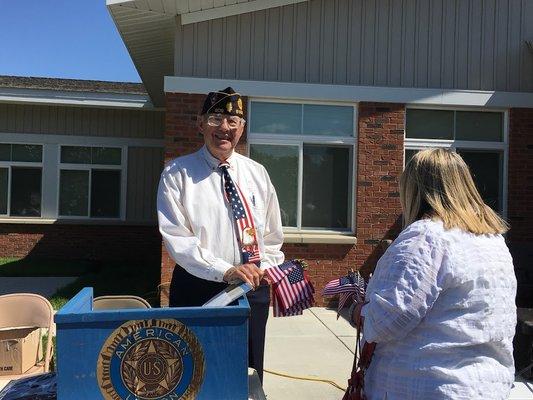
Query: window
405 108 506 213
0 144 43 217
59 146 123 218
249 101 355 231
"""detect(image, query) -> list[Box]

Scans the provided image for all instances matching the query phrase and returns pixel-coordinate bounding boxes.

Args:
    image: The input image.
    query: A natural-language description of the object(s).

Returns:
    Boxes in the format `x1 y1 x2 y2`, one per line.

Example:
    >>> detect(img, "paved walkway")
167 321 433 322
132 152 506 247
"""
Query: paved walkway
264 307 533 400
0 277 76 297
263 307 355 400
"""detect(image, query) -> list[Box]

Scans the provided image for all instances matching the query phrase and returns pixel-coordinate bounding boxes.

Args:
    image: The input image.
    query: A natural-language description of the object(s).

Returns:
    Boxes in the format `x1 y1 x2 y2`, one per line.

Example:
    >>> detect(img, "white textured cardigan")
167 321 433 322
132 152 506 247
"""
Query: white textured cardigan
361 219 517 400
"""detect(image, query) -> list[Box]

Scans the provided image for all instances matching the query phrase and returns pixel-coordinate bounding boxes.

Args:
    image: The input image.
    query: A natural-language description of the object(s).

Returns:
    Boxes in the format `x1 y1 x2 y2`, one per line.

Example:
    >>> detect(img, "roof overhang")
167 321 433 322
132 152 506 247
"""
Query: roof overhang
106 0 309 107
0 87 156 109
165 75 533 109
180 0 308 25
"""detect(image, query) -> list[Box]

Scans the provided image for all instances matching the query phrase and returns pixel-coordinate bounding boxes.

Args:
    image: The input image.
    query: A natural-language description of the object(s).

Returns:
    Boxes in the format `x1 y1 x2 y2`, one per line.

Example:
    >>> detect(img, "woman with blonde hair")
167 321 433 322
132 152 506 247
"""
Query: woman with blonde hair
360 148 516 399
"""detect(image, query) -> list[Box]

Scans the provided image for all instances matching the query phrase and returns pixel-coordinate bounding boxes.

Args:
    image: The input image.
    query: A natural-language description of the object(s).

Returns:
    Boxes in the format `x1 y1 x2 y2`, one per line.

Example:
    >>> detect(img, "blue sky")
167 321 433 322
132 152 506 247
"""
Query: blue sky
0 1 141 82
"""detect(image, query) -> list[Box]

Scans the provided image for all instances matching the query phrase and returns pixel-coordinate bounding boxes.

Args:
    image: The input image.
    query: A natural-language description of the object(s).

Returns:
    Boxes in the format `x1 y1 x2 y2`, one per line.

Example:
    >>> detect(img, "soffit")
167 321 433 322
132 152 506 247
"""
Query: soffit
107 0 309 106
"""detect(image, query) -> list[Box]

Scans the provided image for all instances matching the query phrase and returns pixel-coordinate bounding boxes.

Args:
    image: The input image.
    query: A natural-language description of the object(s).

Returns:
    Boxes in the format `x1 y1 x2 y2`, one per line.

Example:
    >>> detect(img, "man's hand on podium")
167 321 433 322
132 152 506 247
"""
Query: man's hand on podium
223 263 264 289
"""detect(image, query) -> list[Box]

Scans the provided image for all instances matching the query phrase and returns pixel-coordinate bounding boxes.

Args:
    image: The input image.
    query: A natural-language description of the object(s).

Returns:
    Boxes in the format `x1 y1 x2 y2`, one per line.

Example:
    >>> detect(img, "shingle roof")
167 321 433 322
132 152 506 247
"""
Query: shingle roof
0 75 147 95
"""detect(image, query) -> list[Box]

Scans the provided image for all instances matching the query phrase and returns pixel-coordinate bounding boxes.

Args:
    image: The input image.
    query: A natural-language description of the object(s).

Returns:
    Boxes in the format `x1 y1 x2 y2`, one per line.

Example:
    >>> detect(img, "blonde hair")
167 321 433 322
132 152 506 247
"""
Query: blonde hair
400 148 508 234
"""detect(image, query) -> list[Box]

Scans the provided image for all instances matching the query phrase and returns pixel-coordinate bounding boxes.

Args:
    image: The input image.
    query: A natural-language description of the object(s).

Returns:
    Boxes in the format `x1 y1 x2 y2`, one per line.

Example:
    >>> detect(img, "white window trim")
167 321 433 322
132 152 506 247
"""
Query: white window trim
0 142 44 218
404 106 508 218
57 145 127 221
247 98 357 234
0 133 158 223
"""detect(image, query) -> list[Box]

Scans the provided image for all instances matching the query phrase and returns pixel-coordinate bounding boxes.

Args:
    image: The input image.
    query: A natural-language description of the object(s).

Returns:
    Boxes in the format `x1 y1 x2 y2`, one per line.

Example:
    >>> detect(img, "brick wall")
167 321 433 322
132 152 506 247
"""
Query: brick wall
164 93 205 161
0 224 161 262
161 93 216 304
355 103 404 275
508 107 533 307
162 93 405 306
508 108 533 242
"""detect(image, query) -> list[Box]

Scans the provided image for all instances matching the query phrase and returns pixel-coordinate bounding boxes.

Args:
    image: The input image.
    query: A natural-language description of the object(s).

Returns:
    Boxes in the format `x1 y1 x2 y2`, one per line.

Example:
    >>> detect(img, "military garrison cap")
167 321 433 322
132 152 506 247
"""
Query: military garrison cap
201 87 244 117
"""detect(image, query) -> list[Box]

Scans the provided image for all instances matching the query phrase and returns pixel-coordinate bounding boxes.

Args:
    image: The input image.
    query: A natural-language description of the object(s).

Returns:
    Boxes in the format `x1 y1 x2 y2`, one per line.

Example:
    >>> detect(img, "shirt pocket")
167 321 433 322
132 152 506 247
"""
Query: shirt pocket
244 181 265 211
243 184 265 234
248 192 264 211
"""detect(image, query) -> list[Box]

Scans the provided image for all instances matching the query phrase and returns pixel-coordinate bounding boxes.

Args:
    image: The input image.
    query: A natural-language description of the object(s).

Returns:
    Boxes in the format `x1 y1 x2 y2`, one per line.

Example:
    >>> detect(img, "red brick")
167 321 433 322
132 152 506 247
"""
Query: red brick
0 224 161 263
508 108 533 242
508 107 533 292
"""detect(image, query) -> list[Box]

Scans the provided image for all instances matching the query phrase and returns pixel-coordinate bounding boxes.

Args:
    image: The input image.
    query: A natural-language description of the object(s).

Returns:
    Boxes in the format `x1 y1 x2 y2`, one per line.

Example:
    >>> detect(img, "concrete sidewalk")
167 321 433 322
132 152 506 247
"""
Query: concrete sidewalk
0 277 76 297
263 307 355 400
263 307 533 400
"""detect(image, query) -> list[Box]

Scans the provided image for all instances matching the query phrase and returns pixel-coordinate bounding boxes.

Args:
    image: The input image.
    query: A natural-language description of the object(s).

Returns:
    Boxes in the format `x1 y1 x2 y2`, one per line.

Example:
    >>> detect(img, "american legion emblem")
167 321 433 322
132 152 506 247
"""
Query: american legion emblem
97 319 204 400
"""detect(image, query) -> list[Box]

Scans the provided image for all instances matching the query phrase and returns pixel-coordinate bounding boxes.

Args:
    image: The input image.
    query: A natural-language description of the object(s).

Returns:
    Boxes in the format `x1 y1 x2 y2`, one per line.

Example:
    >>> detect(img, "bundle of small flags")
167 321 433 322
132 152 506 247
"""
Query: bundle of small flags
322 270 367 318
265 259 315 317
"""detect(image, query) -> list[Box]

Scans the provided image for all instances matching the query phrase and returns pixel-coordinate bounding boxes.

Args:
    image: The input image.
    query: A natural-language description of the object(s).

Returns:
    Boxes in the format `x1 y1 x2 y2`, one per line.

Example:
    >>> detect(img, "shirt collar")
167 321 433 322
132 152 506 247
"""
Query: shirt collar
202 145 236 171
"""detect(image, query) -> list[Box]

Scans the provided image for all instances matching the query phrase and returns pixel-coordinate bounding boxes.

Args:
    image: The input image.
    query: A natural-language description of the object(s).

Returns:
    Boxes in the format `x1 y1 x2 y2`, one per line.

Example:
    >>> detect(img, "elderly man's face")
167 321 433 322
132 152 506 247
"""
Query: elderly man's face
199 114 245 160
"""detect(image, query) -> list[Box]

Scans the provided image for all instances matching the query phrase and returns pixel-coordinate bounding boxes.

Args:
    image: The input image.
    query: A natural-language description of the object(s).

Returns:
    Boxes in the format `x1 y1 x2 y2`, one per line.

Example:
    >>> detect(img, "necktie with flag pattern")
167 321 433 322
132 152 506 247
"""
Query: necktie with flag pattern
219 162 262 265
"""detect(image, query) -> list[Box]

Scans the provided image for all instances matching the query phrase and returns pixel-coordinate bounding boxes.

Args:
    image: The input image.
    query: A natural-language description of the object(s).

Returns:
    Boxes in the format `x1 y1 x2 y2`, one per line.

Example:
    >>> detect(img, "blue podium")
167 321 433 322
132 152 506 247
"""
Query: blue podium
54 288 249 399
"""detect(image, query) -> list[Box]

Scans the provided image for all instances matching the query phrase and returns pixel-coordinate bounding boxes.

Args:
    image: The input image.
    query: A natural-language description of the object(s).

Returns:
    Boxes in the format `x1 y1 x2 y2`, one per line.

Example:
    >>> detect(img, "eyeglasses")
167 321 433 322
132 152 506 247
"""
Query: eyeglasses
206 114 245 128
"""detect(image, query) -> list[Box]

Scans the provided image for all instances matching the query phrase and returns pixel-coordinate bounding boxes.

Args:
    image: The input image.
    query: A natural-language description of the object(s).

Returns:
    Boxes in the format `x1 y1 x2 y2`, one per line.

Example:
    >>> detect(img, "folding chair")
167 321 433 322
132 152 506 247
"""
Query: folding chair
0 293 54 380
93 295 151 310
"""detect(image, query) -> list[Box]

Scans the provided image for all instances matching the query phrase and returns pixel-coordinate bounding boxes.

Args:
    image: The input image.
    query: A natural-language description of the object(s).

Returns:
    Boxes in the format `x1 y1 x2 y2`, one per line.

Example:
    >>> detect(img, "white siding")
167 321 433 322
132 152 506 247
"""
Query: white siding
0 104 165 139
173 0 533 92
127 146 163 222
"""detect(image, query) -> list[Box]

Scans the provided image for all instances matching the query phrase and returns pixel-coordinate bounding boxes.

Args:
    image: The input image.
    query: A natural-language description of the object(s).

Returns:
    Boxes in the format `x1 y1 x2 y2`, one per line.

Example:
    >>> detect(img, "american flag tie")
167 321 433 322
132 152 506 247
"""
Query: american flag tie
219 163 262 265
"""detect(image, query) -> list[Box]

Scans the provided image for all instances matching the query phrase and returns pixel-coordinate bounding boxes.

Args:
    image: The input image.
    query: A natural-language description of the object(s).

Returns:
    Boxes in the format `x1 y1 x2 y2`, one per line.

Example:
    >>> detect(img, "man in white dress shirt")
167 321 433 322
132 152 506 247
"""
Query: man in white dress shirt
157 87 284 382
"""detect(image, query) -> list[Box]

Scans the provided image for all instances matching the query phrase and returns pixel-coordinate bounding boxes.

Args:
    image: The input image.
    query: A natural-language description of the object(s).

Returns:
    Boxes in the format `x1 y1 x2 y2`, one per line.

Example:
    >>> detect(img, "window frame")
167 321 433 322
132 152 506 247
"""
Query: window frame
404 105 509 217
0 142 44 218
57 145 127 220
247 98 357 234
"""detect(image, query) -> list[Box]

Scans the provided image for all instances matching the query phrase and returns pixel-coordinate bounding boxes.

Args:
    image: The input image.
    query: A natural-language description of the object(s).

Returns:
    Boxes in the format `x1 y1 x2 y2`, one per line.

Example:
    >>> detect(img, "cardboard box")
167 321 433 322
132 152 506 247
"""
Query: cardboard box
0 327 42 375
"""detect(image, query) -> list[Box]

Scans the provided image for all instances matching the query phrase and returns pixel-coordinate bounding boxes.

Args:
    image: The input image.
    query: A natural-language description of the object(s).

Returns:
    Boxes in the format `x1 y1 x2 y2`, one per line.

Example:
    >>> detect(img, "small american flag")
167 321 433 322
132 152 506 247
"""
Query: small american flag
220 163 261 264
322 270 366 318
265 260 315 317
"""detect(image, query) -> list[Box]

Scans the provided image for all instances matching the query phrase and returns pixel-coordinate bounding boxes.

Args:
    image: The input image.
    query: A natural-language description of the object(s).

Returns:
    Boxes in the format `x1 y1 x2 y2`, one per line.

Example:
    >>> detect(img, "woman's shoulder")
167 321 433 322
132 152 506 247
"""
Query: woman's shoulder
400 218 445 241
374 220 448 280
390 219 460 260
399 218 505 250
383 219 446 261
